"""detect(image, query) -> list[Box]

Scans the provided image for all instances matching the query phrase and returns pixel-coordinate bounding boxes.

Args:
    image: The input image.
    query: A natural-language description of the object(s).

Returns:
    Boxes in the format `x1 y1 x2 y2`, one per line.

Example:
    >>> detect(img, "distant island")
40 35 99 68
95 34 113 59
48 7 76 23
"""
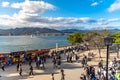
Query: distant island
0 27 119 36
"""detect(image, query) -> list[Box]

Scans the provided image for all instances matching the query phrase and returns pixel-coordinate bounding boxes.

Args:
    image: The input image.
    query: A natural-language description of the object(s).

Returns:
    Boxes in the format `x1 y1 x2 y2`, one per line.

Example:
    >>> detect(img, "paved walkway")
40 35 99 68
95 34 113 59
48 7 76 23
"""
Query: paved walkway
0 53 87 80
0 49 118 80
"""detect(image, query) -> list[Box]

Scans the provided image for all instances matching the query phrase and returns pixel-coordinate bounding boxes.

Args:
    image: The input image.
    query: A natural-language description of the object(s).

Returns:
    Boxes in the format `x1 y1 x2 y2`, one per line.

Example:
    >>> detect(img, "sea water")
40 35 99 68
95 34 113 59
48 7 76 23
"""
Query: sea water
0 36 69 52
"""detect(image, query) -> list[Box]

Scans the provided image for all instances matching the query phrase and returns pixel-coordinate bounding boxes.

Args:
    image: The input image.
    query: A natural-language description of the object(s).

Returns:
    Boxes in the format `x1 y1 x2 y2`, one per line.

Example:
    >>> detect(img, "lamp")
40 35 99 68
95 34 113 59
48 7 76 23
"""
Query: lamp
104 36 113 80
104 36 113 46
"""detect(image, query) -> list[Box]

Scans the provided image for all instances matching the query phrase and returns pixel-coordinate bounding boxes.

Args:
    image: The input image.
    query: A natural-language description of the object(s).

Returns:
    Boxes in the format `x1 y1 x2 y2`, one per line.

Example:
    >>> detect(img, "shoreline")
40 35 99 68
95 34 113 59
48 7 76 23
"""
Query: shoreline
0 44 74 53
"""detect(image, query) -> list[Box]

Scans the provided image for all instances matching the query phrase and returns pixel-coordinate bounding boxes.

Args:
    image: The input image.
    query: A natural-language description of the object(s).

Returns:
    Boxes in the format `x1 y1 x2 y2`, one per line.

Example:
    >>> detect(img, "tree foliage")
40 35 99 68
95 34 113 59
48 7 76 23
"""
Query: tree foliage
112 31 120 58
83 30 112 58
112 32 120 43
83 31 103 58
100 29 111 37
67 32 83 45
82 31 98 42
66 29 117 58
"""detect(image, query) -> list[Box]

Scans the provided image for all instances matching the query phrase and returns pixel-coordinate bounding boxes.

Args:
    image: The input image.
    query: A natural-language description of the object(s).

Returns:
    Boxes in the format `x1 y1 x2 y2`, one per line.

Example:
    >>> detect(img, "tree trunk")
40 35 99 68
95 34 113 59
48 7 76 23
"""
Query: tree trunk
98 48 101 59
117 51 119 58
117 45 119 58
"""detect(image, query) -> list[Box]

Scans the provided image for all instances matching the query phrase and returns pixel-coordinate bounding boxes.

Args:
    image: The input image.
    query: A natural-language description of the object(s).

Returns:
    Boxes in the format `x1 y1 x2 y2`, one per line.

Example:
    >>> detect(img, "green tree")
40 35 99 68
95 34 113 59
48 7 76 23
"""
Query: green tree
112 32 120 43
112 32 120 58
67 32 83 45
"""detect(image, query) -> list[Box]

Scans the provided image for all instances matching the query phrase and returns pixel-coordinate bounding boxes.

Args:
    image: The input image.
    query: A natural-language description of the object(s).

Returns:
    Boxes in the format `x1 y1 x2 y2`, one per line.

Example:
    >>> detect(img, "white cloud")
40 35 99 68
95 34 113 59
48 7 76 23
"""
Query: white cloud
108 0 120 12
11 0 55 14
0 15 17 28
0 13 95 29
91 2 99 6
1 1 10 7
1 12 119 29
0 0 56 29
97 18 120 25
0 0 120 30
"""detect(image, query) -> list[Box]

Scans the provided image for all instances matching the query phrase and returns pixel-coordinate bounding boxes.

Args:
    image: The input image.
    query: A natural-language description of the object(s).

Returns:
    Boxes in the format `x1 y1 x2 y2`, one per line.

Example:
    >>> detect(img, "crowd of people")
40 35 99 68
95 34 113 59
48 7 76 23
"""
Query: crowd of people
80 57 120 80
51 51 61 69
15 54 47 76
0 44 120 80
35 54 46 69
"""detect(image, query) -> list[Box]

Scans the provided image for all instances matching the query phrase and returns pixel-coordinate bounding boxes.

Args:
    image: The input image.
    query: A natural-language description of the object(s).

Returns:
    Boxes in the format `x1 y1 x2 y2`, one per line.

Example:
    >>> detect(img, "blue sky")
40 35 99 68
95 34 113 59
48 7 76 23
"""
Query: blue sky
0 0 120 30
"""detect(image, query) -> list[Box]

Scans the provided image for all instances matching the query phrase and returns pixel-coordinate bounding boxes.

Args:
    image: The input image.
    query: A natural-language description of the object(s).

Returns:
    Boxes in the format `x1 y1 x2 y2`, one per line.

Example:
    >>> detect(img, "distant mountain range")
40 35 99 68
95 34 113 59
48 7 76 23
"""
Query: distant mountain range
0 27 61 35
61 28 120 33
0 27 119 36
60 29 90 33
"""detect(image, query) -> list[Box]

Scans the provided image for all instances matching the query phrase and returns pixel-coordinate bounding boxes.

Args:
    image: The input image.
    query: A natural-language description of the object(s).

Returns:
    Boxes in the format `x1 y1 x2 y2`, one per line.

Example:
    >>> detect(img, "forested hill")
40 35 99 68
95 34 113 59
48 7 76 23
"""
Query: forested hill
0 27 61 35
60 29 120 33
0 27 119 36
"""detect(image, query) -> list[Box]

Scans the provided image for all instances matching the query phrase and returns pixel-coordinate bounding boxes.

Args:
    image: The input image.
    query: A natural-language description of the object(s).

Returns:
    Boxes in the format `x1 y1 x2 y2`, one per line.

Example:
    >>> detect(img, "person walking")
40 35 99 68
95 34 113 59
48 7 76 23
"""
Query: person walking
53 57 57 68
98 60 103 69
75 54 79 63
57 59 61 69
60 69 65 80
17 62 20 71
1 61 5 71
29 64 33 75
19 64 22 76
41 59 45 69
66 54 69 62
81 58 85 67
51 73 55 80
97 66 102 79
69 52 73 63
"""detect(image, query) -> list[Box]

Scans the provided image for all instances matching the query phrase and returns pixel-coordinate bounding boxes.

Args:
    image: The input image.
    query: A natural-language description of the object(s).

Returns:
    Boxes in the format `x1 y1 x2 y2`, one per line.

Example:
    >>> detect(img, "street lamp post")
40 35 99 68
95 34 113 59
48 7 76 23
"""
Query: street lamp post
56 43 58 52
104 36 113 80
